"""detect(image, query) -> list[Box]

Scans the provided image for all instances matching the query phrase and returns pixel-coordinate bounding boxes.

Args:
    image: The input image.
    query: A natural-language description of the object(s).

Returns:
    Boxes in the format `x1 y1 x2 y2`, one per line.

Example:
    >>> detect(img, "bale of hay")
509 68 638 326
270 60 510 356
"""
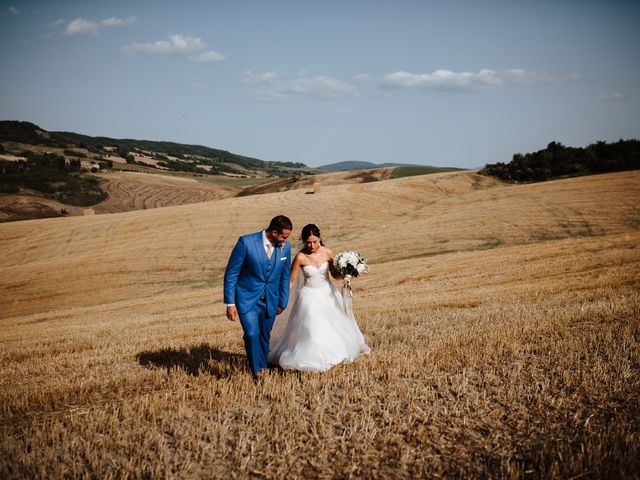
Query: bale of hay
313 182 321 194
83 208 95 216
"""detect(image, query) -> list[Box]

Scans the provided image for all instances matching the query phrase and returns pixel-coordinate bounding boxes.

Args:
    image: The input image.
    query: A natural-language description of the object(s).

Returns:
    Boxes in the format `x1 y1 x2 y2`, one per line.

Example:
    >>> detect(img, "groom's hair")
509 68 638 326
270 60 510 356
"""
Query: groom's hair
267 215 293 233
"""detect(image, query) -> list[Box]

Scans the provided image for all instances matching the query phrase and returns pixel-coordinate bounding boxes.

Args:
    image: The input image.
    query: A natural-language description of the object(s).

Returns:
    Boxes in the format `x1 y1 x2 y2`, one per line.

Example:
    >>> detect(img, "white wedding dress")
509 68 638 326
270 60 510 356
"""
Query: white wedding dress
268 262 370 372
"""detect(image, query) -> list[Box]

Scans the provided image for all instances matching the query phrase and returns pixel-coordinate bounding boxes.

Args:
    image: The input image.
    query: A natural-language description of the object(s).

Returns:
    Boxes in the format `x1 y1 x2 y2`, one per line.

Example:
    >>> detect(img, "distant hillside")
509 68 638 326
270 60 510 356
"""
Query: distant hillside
237 168 395 197
319 161 418 171
0 121 318 178
390 165 467 179
318 160 463 173
480 139 640 183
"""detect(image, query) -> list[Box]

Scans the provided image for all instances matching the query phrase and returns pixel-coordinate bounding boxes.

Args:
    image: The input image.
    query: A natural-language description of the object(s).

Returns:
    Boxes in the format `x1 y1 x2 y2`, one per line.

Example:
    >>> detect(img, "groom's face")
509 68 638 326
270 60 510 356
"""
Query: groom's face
270 229 291 247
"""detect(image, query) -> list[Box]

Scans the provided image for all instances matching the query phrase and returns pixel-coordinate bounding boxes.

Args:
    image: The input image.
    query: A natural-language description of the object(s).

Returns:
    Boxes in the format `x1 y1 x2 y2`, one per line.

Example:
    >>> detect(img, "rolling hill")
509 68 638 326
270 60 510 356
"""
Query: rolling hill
318 160 463 172
1 121 469 222
1 168 638 478
0 120 319 178
2 169 637 318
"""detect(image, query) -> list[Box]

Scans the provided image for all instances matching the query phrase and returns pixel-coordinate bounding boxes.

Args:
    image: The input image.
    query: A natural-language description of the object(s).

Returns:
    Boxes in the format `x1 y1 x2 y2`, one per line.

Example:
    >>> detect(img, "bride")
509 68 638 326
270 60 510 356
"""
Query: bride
268 224 370 372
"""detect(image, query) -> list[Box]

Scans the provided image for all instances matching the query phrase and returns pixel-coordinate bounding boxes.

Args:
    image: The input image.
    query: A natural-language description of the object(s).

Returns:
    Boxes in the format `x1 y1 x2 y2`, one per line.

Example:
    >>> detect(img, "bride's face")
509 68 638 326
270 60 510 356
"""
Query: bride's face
304 234 321 253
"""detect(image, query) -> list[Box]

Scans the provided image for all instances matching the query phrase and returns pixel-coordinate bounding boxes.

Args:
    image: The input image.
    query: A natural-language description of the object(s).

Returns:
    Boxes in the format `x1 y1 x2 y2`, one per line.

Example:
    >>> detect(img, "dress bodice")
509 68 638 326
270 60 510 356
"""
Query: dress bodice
301 262 330 289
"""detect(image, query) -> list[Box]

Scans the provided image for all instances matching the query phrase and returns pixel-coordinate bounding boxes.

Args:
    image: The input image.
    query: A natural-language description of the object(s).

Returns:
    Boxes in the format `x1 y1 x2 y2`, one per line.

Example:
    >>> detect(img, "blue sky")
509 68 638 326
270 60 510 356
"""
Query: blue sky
1 0 639 168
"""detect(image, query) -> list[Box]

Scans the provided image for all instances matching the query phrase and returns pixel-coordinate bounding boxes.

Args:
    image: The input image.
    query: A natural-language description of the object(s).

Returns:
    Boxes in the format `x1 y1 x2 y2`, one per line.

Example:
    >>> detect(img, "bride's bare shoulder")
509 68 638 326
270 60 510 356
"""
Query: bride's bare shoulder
322 246 334 258
294 251 309 264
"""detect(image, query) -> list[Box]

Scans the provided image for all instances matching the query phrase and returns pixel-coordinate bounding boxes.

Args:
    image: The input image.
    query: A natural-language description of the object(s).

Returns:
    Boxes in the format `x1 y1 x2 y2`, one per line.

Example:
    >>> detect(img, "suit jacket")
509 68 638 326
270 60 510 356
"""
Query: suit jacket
223 231 291 318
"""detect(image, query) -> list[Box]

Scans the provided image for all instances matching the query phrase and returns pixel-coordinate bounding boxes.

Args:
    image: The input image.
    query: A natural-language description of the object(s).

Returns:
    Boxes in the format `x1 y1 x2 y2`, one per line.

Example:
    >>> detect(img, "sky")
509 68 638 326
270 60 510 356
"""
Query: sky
1 0 639 169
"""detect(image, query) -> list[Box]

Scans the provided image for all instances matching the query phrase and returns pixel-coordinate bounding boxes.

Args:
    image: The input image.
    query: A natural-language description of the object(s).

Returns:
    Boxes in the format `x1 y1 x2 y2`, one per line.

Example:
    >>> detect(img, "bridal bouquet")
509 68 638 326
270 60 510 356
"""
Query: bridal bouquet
333 251 368 318
332 251 370 278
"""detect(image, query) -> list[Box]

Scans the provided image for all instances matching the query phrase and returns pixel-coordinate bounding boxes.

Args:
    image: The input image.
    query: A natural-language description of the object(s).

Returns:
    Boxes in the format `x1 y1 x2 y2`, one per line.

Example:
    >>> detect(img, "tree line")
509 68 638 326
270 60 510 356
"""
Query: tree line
480 139 640 183
0 152 106 206
0 121 312 174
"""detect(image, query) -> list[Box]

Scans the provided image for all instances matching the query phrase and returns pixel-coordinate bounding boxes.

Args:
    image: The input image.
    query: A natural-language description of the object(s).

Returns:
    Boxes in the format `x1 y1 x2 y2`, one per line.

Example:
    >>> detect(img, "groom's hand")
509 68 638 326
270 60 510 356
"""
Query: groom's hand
277 307 284 315
226 306 238 321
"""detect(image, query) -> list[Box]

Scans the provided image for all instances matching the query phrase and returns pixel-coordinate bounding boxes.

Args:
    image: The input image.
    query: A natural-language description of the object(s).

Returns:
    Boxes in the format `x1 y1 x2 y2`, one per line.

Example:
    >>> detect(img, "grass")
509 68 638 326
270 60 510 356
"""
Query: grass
196 175 271 187
1 236 637 479
390 166 464 179
111 162 271 187
112 162 164 174
532 229 567 242
623 213 640 230
1 170 639 478
433 237 450 244
479 236 505 249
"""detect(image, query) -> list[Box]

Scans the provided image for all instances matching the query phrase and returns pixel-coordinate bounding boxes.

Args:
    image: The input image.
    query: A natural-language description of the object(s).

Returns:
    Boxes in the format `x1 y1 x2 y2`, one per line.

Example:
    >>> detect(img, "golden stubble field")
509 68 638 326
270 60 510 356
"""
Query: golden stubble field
0 166 395 222
93 172 239 214
1 170 639 478
94 167 394 214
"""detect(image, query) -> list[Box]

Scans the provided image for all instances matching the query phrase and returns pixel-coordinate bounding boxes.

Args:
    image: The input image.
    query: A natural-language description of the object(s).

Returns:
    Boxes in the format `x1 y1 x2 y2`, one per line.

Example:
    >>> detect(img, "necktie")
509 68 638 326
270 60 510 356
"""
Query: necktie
267 243 273 259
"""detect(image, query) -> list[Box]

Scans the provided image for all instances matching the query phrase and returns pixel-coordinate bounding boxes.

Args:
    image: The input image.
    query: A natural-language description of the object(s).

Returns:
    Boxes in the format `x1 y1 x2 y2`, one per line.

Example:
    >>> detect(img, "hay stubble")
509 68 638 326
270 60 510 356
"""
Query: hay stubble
1 171 639 478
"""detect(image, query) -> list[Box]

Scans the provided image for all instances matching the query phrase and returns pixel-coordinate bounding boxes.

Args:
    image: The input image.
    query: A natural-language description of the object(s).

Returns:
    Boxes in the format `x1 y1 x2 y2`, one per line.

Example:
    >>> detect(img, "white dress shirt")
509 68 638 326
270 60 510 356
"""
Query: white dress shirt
262 230 273 257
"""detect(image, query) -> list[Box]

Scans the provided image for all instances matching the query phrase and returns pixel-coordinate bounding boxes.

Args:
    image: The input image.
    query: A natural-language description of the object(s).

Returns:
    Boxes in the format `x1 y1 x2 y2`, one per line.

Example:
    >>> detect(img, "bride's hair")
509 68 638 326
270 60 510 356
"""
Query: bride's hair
301 223 324 250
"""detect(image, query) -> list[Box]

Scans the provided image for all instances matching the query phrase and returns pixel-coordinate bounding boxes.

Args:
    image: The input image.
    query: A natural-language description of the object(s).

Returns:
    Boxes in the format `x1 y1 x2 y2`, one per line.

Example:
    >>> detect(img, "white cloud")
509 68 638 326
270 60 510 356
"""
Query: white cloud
124 35 207 55
288 76 356 99
190 50 226 63
261 72 279 83
64 16 138 36
243 71 358 101
501 68 555 85
50 19 65 27
242 71 279 84
9 6 20 15
599 92 623 102
352 74 370 83
65 18 100 36
245 89 291 103
122 34 226 62
100 16 137 27
381 68 570 92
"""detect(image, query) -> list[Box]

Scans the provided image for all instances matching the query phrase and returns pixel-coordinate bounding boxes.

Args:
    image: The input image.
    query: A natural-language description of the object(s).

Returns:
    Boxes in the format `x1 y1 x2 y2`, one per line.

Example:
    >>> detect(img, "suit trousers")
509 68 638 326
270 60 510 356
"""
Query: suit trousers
238 296 276 376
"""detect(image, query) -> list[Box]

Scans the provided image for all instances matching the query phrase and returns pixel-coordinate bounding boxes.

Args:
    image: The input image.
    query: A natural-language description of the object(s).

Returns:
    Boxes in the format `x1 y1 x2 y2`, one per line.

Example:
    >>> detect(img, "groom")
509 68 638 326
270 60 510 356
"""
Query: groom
224 215 292 379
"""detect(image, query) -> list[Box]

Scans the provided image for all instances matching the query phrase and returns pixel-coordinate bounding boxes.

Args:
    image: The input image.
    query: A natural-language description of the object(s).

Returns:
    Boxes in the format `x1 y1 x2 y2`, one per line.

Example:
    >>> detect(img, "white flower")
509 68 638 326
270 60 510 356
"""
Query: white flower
334 251 369 277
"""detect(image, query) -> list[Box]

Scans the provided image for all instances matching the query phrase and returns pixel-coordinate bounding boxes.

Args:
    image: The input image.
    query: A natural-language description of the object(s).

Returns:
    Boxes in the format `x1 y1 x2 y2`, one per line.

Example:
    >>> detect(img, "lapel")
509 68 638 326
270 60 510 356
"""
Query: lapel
251 232 268 280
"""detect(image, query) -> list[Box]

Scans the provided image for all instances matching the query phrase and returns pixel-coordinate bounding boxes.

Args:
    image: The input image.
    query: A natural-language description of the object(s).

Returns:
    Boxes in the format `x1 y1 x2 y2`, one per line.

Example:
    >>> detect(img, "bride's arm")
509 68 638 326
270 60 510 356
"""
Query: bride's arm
289 253 303 290
325 248 342 279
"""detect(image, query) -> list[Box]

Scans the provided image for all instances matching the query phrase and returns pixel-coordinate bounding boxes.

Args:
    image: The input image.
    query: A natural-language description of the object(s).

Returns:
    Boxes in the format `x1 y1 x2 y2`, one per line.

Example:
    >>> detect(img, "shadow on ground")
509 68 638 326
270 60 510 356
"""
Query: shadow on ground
136 343 246 378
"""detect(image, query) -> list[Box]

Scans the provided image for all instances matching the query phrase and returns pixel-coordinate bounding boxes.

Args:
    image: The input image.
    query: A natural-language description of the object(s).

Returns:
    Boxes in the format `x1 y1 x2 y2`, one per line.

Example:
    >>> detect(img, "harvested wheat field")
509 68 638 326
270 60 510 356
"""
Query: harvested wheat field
0 195 84 223
93 172 239 214
237 167 394 196
1 170 639 478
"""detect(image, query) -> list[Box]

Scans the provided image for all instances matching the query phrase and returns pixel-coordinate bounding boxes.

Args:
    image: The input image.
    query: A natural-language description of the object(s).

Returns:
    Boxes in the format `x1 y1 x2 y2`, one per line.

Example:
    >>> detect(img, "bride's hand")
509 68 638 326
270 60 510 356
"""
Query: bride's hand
328 261 341 279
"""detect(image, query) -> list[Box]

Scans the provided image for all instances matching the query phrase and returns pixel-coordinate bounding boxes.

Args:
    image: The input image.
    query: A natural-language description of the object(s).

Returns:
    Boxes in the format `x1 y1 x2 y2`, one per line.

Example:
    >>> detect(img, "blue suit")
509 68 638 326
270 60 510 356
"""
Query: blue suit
224 231 291 376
